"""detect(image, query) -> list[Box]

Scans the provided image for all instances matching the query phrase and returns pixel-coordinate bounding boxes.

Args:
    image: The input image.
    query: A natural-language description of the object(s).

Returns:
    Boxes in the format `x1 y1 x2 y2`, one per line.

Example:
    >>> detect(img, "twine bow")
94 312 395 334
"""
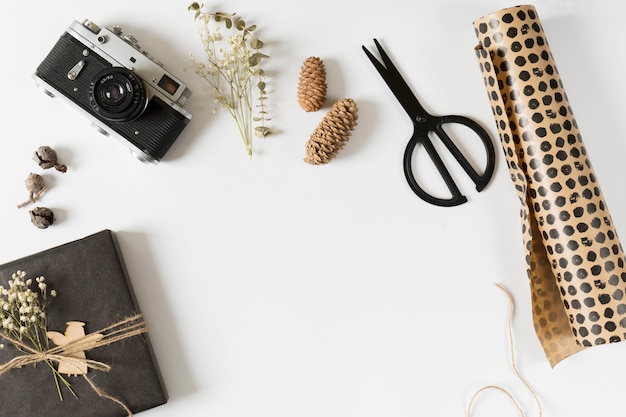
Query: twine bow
0 314 148 417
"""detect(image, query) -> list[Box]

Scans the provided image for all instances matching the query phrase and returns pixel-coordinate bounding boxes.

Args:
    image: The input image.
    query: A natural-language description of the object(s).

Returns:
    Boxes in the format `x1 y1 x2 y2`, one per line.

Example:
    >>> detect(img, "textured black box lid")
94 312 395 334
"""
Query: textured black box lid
0 230 167 417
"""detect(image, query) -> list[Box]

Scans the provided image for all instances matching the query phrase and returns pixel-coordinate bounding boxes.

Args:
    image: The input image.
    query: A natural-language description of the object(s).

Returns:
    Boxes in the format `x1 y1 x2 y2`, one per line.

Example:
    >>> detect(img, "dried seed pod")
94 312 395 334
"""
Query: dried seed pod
29 207 54 229
17 173 46 208
304 98 359 165
297 57 327 112
33 146 67 173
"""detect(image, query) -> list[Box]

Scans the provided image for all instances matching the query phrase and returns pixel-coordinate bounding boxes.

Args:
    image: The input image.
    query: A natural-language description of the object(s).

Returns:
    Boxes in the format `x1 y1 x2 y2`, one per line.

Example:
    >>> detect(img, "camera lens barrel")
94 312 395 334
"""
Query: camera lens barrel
88 67 148 122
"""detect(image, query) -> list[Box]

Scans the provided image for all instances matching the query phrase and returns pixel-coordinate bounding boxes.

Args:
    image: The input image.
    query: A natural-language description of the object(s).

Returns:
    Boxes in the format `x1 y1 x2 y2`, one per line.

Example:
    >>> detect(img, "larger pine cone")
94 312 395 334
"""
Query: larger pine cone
304 98 358 165
297 57 327 112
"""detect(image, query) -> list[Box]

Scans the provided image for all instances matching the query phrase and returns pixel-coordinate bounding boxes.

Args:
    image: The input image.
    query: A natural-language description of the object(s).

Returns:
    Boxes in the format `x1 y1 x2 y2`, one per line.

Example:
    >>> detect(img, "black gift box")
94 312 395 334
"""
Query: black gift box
0 230 167 417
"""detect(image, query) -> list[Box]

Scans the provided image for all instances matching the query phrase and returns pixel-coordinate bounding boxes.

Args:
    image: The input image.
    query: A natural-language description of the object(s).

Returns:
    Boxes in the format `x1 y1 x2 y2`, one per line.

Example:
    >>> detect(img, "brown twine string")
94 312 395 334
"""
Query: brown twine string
0 314 147 416
466 284 543 417
83 374 133 416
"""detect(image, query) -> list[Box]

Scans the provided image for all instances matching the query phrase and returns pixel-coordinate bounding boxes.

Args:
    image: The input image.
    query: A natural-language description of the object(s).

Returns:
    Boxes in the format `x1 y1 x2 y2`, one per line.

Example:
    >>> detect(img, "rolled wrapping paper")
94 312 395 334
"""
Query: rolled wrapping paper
474 5 626 367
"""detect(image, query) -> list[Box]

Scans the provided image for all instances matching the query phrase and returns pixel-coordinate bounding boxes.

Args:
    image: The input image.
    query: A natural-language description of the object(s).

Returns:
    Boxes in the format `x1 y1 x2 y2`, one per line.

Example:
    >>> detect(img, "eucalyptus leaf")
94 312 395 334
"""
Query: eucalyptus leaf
255 126 271 138
257 81 266 90
236 19 246 30
250 38 264 49
225 18 232 28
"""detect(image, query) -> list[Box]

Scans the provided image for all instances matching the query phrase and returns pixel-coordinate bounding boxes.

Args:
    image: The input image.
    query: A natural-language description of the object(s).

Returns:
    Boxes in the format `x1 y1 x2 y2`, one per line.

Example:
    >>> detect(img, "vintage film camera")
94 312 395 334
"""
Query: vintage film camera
34 20 192 163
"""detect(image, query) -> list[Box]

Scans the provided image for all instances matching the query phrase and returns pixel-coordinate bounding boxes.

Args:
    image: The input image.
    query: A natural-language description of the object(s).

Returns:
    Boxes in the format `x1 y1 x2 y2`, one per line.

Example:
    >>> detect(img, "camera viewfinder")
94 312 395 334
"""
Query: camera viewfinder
157 74 179 96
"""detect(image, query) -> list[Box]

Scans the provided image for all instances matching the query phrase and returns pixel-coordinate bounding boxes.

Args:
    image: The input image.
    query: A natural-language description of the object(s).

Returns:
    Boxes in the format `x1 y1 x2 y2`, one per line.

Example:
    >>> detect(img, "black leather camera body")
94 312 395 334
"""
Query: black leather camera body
34 20 192 163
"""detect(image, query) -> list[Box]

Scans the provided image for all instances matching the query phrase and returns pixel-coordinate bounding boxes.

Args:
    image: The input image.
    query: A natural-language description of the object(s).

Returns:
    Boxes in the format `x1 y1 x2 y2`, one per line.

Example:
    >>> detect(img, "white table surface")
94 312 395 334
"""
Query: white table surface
1 0 625 415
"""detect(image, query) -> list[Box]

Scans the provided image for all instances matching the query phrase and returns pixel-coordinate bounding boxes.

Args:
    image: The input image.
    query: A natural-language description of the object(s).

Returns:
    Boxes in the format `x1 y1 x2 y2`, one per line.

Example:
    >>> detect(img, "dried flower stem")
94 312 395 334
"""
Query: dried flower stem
188 2 271 157
0 271 74 399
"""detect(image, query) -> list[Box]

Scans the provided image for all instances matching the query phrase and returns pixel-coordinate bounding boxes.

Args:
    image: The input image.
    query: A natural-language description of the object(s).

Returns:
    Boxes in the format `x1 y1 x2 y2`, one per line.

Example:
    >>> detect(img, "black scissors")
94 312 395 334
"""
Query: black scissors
362 39 496 207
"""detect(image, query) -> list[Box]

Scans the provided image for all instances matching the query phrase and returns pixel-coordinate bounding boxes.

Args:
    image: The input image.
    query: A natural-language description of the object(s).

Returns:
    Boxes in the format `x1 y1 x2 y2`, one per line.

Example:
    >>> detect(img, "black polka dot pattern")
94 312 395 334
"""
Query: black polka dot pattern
474 5 626 367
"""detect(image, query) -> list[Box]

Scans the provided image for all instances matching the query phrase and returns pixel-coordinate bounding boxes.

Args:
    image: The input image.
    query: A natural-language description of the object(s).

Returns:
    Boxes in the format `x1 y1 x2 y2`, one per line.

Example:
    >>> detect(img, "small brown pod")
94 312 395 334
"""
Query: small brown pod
17 173 46 208
304 98 358 165
297 57 327 112
33 146 67 172
29 207 54 229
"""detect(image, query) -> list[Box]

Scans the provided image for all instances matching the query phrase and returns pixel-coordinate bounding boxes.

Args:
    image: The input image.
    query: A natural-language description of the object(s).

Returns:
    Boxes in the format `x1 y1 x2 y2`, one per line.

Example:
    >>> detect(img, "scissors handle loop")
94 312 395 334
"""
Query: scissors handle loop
403 115 496 207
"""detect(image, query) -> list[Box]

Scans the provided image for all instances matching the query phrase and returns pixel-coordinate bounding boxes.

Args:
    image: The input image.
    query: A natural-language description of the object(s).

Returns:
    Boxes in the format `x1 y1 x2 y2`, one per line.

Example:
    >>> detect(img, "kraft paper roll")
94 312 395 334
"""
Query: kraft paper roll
473 4 626 367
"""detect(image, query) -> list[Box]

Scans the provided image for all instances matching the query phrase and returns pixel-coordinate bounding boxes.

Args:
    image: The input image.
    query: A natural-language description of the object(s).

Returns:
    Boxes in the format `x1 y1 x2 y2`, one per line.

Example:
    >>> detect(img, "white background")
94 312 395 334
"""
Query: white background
1 0 625 416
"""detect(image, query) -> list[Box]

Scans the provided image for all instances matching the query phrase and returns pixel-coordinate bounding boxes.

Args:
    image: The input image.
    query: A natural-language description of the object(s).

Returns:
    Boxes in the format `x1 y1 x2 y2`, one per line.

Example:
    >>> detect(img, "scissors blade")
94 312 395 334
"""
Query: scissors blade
362 39 426 120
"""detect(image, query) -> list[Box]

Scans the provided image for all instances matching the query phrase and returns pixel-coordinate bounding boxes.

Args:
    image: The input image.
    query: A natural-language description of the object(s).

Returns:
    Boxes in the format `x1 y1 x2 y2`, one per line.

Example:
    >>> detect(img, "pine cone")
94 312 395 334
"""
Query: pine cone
297 57 327 112
304 98 358 165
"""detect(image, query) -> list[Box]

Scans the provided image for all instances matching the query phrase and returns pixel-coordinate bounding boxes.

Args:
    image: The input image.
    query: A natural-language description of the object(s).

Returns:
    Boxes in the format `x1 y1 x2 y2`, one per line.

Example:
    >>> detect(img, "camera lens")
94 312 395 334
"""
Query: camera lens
103 82 125 102
88 67 148 122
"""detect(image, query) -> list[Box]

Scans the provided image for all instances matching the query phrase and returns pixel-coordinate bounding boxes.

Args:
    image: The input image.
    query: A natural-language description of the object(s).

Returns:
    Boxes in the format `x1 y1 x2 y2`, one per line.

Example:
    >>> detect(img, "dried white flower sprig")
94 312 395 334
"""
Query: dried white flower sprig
188 2 271 157
0 271 74 399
